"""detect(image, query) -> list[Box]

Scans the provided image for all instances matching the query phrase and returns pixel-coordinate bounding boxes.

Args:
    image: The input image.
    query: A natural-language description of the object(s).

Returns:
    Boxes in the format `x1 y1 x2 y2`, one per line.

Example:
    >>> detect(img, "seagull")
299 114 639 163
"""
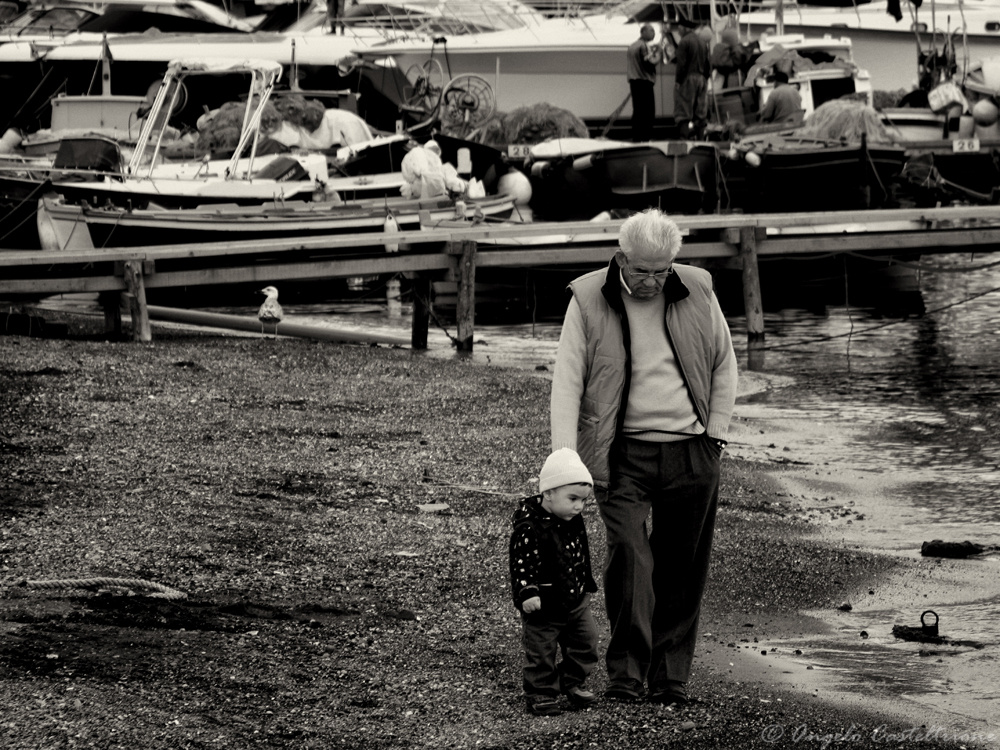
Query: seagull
257 286 284 337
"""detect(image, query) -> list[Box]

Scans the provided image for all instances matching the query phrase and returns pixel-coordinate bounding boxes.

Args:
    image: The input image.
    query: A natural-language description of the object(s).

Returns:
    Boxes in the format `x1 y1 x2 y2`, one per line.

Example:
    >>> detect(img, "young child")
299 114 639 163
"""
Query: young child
509 447 599 716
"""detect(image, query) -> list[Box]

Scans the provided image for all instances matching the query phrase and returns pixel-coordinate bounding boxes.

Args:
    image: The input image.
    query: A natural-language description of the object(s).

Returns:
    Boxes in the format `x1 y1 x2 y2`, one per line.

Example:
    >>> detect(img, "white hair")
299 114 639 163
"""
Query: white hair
618 209 683 263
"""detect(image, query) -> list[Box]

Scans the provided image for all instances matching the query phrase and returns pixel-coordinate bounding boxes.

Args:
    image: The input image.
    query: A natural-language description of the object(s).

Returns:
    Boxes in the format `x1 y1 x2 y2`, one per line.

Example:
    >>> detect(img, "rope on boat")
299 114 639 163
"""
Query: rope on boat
0 179 51 246
18 577 188 600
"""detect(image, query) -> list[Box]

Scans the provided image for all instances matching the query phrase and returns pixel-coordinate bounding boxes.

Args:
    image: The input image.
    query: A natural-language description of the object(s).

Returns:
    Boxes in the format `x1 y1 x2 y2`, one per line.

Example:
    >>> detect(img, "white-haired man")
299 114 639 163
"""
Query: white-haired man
550 208 738 705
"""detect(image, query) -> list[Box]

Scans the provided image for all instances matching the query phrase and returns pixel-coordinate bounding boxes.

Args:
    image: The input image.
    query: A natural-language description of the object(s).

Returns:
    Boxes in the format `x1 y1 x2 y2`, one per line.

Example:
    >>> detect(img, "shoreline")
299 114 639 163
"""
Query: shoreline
725 381 1000 739
1 327 997 748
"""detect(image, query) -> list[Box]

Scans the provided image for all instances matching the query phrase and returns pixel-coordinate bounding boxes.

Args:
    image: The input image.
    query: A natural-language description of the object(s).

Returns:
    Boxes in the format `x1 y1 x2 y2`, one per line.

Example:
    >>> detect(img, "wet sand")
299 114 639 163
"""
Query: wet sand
726 392 1000 740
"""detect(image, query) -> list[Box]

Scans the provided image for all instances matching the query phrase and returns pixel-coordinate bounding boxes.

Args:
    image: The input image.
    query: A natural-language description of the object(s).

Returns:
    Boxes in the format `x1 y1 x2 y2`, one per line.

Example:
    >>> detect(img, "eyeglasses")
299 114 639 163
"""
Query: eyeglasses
622 256 673 281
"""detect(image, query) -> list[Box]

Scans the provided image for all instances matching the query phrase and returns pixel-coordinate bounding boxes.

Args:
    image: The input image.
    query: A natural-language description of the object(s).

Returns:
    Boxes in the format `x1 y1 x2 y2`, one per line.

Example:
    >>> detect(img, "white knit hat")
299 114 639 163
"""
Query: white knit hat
538 448 593 493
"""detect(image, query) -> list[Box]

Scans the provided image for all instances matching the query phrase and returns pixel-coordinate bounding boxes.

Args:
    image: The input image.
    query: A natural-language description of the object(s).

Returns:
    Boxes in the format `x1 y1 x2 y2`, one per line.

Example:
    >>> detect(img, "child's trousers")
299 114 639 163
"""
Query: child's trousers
521 594 598 699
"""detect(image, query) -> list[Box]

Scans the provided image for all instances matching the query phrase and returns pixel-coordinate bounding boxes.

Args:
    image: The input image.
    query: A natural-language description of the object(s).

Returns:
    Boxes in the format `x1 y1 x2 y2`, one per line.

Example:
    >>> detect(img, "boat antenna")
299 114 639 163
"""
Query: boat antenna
101 33 112 96
958 0 969 82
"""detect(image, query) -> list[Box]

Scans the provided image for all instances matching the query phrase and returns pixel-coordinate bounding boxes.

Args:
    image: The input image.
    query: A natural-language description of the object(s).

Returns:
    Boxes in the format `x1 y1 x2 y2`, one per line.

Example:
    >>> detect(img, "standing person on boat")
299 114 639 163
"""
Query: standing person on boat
550 208 738 705
673 24 711 138
710 28 748 89
758 71 803 124
626 24 664 142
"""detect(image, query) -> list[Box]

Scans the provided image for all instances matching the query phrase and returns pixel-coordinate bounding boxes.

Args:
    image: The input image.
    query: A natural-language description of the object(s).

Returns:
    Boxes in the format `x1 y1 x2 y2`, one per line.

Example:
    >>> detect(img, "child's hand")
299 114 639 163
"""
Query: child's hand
522 596 541 613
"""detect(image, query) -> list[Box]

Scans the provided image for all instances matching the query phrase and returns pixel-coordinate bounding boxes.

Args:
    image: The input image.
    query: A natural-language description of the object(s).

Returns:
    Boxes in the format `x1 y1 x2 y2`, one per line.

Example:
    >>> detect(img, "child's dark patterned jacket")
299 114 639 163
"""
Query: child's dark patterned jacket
509 495 597 616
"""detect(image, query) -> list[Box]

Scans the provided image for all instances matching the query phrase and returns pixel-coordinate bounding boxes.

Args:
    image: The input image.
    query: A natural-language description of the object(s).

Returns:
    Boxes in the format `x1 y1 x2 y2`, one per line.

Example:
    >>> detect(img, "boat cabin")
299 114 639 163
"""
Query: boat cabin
712 32 873 131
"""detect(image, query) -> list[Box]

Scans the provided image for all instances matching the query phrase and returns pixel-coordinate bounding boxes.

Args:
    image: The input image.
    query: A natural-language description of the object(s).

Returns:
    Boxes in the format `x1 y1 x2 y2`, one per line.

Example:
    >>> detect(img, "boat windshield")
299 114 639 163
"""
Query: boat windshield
1 7 98 36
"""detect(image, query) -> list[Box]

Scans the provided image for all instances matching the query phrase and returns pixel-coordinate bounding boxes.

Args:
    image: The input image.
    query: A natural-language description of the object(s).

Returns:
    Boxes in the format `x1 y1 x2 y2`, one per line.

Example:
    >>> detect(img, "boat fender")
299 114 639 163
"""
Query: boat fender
497 169 532 205
457 148 472 177
744 150 762 167
383 211 400 253
453 200 467 219
973 98 999 127
530 161 551 178
572 154 595 171
0 128 22 154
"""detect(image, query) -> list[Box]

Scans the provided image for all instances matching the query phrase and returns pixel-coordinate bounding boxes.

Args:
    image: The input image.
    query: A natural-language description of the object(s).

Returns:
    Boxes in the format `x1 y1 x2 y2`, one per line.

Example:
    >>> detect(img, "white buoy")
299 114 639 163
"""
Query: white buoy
972 98 999 126
745 151 762 167
457 147 472 177
497 169 532 205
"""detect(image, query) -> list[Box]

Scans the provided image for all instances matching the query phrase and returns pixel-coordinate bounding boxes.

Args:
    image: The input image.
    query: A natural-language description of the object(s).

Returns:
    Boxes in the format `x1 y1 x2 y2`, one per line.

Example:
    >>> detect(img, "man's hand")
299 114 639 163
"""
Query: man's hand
522 596 542 613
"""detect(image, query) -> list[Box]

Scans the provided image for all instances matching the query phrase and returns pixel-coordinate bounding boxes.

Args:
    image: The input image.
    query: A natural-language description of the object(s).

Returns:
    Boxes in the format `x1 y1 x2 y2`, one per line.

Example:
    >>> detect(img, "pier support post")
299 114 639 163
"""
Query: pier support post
453 240 477 352
739 226 766 371
98 291 122 337
410 274 431 350
123 260 152 343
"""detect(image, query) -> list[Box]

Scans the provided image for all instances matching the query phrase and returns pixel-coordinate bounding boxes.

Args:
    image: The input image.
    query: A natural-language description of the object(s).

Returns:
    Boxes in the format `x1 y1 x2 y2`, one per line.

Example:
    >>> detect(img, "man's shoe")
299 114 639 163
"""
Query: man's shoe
604 681 646 702
563 685 598 709
526 697 562 716
648 680 688 706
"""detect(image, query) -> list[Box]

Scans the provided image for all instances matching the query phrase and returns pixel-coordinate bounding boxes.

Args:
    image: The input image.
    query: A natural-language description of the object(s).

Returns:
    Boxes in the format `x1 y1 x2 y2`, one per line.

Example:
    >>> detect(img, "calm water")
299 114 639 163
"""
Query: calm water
725 251 1000 531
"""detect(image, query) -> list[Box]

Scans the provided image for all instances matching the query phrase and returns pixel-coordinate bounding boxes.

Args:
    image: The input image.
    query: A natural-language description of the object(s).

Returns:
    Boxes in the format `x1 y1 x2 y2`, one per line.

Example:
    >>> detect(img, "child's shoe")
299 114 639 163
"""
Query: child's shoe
526 696 562 716
563 685 598 709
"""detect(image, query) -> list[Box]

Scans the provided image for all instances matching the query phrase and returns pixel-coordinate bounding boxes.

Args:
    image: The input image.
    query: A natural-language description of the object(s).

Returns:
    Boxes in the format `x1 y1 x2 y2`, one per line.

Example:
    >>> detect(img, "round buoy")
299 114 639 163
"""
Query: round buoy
744 150 762 167
972 98 999 126
497 169 532 205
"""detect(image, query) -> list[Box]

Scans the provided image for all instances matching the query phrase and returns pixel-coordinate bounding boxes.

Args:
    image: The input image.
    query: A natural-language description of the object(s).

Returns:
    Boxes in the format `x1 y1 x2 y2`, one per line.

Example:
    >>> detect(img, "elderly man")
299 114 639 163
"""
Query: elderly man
550 208 738 704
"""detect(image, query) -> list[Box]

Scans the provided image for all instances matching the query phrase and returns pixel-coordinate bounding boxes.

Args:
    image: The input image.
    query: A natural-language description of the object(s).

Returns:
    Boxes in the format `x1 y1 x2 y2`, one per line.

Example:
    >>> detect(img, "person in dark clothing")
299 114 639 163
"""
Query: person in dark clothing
674 25 711 138
710 28 748 89
626 23 664 142
510 448 599 716
758 70 804 124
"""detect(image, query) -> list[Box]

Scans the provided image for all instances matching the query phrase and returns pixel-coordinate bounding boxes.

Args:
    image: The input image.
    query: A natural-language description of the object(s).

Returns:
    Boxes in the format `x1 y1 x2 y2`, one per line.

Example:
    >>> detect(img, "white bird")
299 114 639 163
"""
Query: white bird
257 286 284 337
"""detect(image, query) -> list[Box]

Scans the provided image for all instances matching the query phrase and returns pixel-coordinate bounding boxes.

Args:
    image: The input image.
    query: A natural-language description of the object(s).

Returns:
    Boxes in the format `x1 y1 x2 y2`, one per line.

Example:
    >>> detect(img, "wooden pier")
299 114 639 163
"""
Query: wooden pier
4 205 1000 370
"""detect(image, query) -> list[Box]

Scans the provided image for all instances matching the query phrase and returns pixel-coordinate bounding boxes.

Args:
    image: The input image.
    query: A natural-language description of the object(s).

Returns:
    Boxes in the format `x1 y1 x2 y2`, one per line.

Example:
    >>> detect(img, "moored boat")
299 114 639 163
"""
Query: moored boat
35 191 518 250
526 137 722 220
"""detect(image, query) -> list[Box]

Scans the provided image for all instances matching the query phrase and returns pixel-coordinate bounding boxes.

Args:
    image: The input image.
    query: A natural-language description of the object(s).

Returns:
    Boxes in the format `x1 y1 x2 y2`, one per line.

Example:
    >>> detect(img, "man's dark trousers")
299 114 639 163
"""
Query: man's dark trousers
629 79 656 142
598 434 721 694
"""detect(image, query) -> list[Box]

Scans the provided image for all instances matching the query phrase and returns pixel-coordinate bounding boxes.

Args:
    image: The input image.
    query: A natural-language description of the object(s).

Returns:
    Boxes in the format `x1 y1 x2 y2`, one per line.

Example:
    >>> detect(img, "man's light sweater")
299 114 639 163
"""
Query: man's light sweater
550 271 737 453
620 290 702 441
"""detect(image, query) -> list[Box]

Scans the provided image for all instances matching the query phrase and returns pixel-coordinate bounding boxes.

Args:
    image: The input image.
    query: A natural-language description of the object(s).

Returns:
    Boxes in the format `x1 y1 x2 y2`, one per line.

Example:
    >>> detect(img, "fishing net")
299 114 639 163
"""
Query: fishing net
476 103 589 149
797 99 893 143
272 94 327 131
194 98 284 153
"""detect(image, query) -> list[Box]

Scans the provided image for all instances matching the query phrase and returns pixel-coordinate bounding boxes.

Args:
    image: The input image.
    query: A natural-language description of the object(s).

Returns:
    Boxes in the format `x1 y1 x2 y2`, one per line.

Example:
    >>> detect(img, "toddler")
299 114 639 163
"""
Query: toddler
509 447 599 716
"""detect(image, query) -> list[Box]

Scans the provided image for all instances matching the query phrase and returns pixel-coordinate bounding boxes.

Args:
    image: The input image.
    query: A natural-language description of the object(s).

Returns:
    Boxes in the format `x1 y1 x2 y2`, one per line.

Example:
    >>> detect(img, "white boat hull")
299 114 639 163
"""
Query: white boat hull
739 2 1000 92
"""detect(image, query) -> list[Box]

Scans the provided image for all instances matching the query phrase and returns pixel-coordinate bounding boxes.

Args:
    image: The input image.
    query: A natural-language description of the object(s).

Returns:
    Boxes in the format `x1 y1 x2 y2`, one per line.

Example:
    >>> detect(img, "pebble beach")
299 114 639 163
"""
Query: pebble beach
1 321 997 749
